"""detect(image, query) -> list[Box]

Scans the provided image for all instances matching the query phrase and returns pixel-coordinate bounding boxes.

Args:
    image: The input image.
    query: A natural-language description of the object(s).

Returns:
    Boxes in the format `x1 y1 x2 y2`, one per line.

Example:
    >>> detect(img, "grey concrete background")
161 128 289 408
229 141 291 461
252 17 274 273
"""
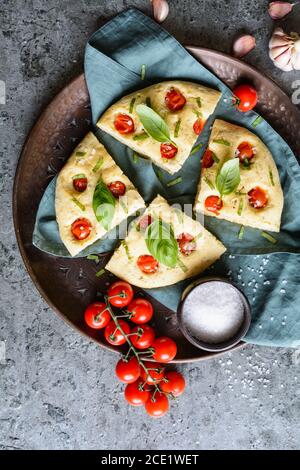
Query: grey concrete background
1 0 300 450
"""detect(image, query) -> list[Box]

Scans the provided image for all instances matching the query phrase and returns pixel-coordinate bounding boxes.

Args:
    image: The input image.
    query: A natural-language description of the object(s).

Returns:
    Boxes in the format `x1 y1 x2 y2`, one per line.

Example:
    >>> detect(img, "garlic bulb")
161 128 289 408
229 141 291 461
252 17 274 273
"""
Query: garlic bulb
269 27 300 71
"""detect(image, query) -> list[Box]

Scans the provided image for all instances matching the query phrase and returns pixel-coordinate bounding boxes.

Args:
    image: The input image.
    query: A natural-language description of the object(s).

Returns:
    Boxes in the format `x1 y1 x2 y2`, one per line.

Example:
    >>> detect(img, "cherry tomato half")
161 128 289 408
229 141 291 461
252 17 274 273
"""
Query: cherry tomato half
137 215 153 232
202 149 214 169
73 176 88 192
104 319 130 346
160 143 178 159
165 88 186 111
160 371 186 397
71 218 92 240
177 233 197 256
145 392 169 418
124 379 151 406
193 118 206 135
236 142 255 165
115 357 141 383
127 298 154 325
114 113 135 134
108 281 134 308
140 361 165 385
137 255 159 274
108 181 126 198
152 337 177 363
248 186 268 209
84 302 111 329
204 196 223 215
131 325 155 350
233 84 258 113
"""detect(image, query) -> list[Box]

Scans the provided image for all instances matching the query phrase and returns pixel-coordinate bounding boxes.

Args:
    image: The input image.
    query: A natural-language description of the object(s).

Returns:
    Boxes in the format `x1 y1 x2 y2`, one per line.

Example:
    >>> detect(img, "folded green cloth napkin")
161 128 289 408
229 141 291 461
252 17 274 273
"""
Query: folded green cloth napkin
33 8 300 347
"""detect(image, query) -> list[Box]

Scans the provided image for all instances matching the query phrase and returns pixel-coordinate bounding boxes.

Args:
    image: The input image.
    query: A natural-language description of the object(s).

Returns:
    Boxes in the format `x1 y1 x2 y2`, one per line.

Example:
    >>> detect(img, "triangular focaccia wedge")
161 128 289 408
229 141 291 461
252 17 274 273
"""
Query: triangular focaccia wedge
105 195 226 288
97 81 221 175
55 132 145 257
194 120 284 232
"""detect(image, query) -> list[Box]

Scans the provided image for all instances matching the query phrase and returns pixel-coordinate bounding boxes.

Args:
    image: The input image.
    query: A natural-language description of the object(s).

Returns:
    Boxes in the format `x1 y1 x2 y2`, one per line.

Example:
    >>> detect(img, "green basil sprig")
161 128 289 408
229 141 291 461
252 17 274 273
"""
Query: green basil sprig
145 219 178 268
92 181 115 230
216 158 240 197
136 104 172 143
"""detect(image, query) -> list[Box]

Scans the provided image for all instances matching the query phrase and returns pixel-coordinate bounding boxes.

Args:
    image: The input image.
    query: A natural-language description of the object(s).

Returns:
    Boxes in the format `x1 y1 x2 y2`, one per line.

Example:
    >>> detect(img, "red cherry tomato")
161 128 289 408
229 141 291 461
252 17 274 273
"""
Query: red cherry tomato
127 298 154 325
204 196 223 215
152 337 177 363
177 233 197 256
160 371 186 397
137 255 159 274
114 113 135 134
137 215 153 232
160 143 178 159
131 325 155 350
202 149 214 169
233 84 258 112
84 302 111 329
236 142 255 165
193 118 206 135
115 357 141 383
104 319 130 346
108 281 134 308
248 186 268 209
145 392 169 418
140 361 165 385
71 218 92 240
108 181 126 198
73 176 87 192
165 88 186 111
124 379 151 406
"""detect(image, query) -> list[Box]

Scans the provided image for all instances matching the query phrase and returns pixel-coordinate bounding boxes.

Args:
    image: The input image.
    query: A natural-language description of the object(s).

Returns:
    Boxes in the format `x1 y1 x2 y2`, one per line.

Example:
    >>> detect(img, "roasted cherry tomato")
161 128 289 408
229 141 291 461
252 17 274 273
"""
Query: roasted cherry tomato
233 84 258 112
71 218 92 240
84 302 111 329
137 215 153 232
152 337 177 363
204 196 223 215
202 149 214 169
114 113 135 134
124 379 151 406
131 325 155 350
104 319 130 346
127 298 154 325
177 233 197 256
248 186 268 209
160 143 178 159
236 142 255 165
108 281 134 308
165 88 186 111
193 117 206 135
160 371 186 397
137 255 159 274
145 392 169 418
140 361 165 385
108 181 126 198
73 176 87 192
115 357 141 383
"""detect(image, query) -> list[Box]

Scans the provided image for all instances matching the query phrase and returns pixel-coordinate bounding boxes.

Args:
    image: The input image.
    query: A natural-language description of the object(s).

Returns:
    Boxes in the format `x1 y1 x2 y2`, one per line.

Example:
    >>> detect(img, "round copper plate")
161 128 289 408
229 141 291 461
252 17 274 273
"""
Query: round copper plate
13 47 300 363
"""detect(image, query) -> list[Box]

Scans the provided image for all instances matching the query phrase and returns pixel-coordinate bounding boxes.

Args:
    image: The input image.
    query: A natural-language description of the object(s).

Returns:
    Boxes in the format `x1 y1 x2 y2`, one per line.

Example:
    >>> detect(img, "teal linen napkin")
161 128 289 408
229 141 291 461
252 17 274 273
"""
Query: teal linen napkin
33 8 300 347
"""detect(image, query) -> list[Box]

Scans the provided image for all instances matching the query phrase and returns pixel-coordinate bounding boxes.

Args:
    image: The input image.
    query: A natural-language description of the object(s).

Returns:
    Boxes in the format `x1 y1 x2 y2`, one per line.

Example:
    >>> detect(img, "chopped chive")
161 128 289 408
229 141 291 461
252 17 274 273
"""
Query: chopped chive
75 151 86 157
235 190 247 195
146 97 152 108
140 64 146 81
71 197 85 211
212 152 220 163
72 173 86 180
213 139 231 146
204 176 215 190
196 97 202 108
177 258 188 273
237 198 244 216
133 133 149 141
190 143 203 155
195 232 203 241
269 167 275 186
92 157 103 173
192 108 202 118
119 199 128 214
129 97 136 114
87 254 99 262
261 231 277 244
95 268 105 278
121 240 132 260
238 225 245 240
173 208 184 224
252 116 263 128
167 176 182 187
132 152 140 163
174 119 181 138
157 169 164 182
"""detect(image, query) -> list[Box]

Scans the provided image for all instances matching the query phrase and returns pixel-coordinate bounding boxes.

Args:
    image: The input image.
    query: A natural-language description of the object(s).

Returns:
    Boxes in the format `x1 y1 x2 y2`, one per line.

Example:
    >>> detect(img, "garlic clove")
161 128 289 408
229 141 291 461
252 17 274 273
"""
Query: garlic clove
269 44 292 60
232 35 256 58
268 1 295 20
151 0 169 23
270 46 294 70
291 39 300 69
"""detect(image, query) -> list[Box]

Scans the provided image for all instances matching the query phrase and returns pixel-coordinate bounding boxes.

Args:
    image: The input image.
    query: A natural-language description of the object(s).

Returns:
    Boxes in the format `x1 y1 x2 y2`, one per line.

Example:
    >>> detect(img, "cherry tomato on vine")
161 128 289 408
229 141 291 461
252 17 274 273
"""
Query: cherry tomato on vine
137 255 159 274
104 319 130 346
160 143 178 159
160 371 186 397
84 302 111 329
108 181 126 198
165 88 186 111
131 325 155 350
204 195 223 215
115 357 141 383
114 113 135 134
124 379 151 406
152 337 177 363
108 281 134 308
233 84 258 112
140 361 165 385
71 218 92 240
145 392 169 418
248 186 268 209
127 298 154 325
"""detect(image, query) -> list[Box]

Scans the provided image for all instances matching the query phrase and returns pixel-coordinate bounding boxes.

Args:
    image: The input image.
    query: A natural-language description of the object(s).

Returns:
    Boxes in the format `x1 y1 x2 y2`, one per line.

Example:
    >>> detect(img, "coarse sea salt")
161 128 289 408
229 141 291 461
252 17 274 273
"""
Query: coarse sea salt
182 281 245 344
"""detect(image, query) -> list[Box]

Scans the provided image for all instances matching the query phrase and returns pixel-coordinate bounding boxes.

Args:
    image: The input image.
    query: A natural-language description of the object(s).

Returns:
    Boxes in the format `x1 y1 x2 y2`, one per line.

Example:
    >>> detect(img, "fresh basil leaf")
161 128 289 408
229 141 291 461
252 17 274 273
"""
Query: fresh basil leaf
145 219 178 268
136 104 171 143
216 158 240 196
92 181 116 230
